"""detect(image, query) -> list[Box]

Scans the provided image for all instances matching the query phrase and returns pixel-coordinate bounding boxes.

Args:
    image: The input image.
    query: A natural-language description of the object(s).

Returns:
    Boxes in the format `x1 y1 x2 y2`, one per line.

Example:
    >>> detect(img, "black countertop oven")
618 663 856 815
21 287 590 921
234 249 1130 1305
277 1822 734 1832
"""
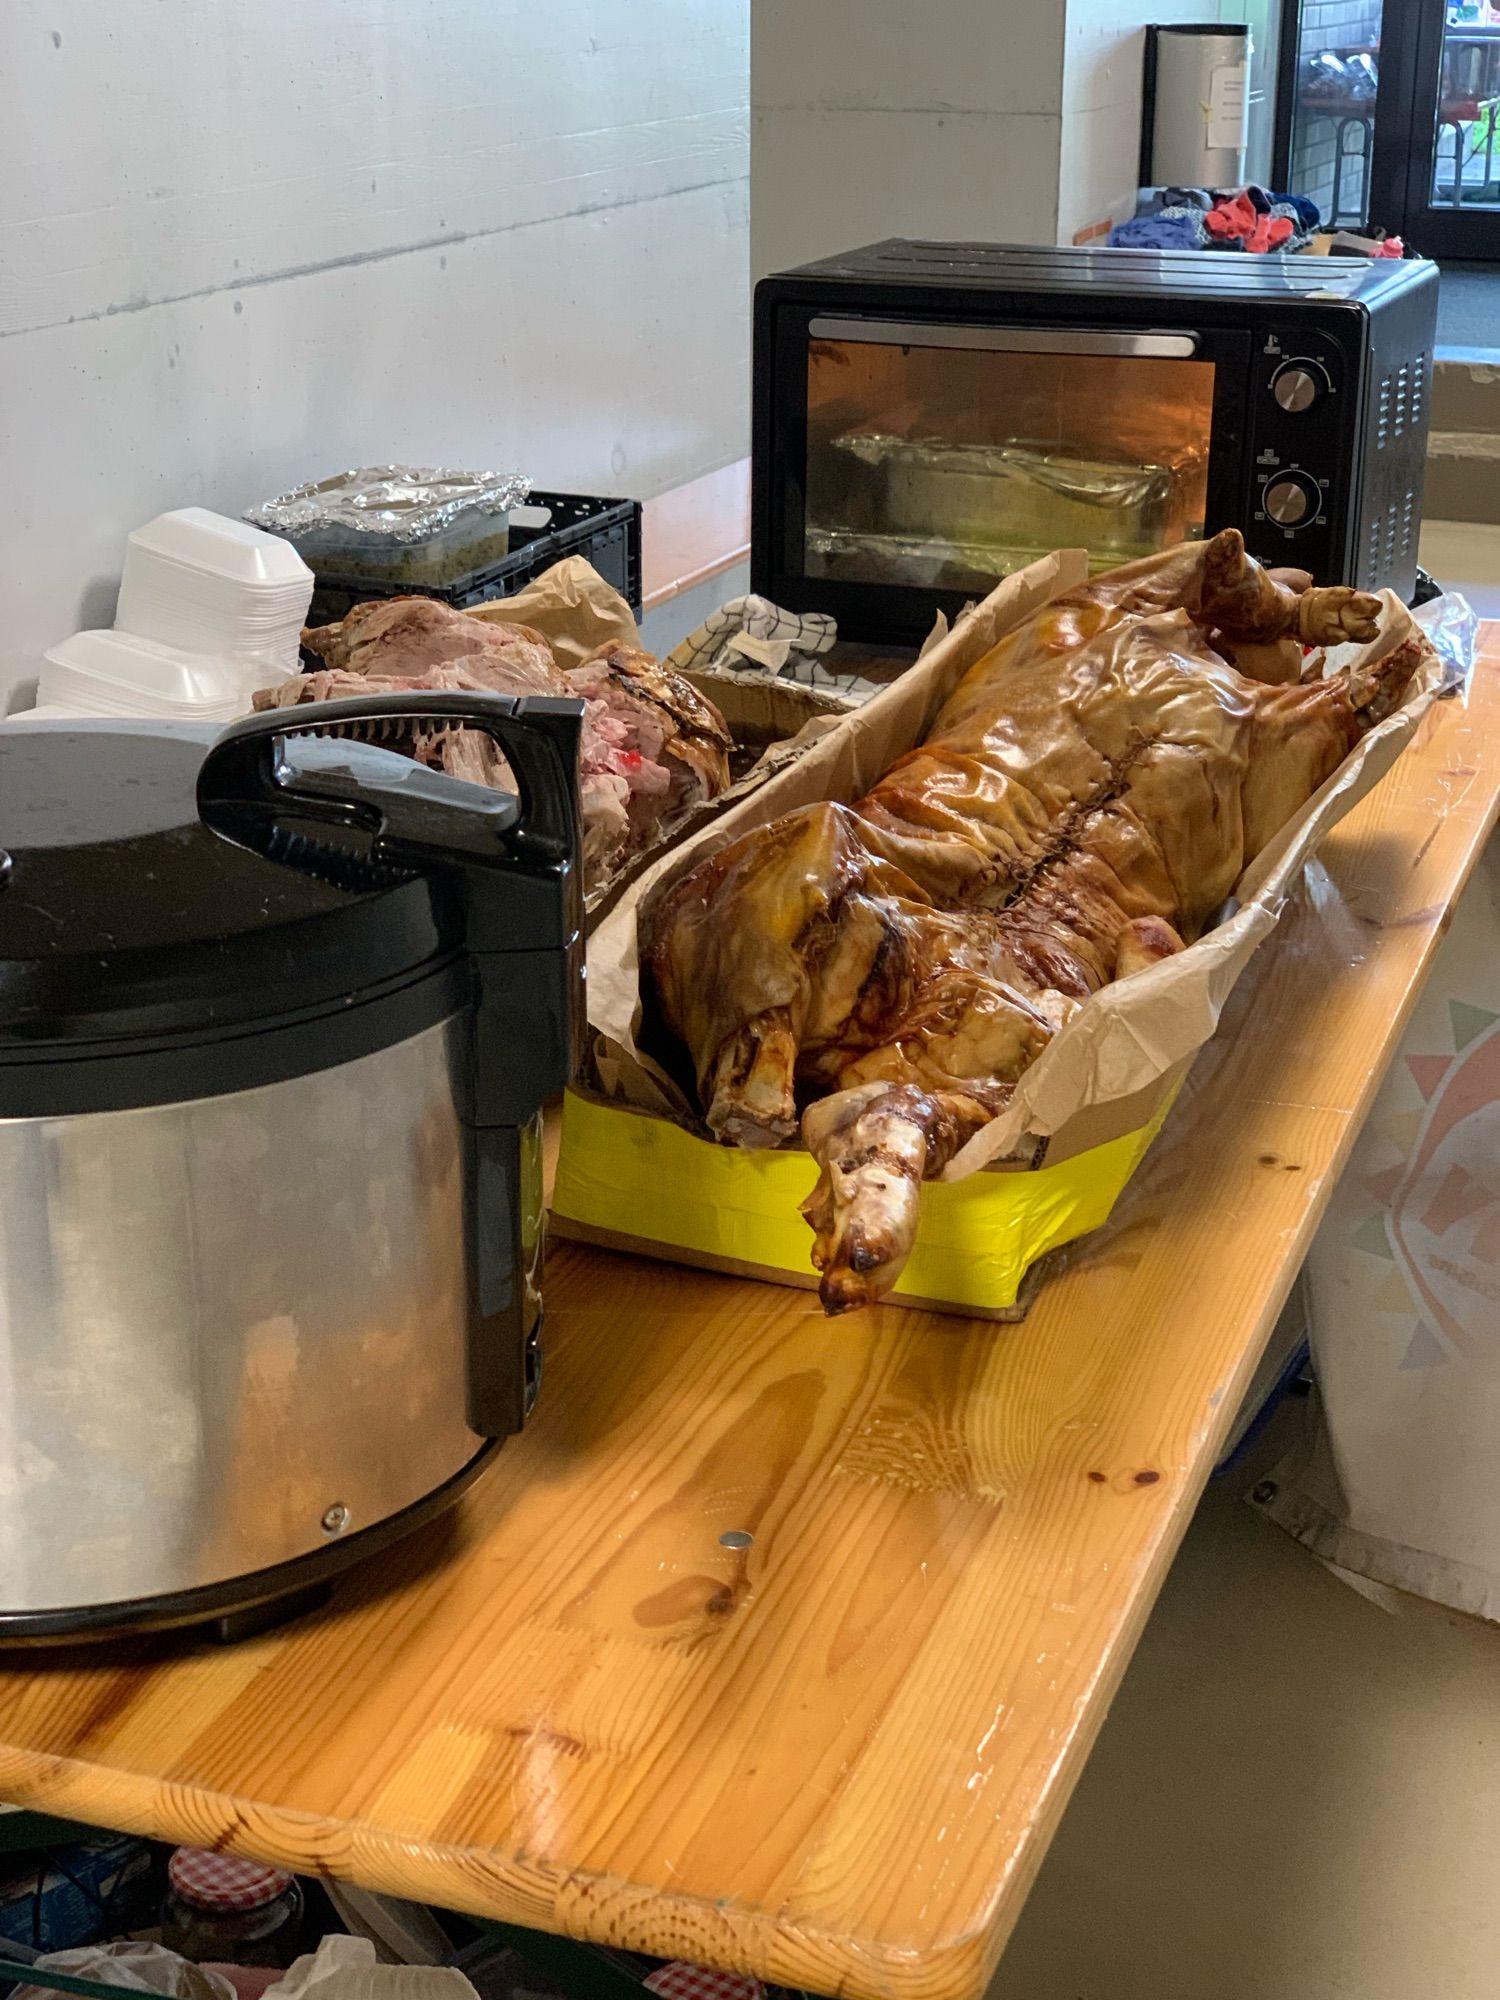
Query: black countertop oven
752 241 1439 644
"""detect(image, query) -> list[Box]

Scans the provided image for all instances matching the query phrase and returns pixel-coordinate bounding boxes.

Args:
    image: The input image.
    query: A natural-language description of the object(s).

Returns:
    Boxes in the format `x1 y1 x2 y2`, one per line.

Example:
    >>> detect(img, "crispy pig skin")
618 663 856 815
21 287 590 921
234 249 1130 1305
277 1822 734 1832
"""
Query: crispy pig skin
646 531 1430 1311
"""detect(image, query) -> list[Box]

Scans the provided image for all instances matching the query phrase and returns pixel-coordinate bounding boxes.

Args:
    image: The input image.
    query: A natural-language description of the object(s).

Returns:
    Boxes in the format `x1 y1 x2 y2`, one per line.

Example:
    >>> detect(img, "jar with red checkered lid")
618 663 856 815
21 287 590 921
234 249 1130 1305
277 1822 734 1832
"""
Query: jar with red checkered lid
162 1847 306 1968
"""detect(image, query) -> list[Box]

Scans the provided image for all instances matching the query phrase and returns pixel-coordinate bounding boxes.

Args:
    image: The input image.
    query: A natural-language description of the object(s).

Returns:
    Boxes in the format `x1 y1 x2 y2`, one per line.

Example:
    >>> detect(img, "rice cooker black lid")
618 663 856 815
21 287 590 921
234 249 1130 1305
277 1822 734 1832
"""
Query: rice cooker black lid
0 724 460 1069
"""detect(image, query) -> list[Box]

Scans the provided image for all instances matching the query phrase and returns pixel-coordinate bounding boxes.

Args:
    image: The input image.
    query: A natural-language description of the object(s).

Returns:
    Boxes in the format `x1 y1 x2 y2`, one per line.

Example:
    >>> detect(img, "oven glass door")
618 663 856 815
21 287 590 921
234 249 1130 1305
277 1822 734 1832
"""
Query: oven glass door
765 311 1253 641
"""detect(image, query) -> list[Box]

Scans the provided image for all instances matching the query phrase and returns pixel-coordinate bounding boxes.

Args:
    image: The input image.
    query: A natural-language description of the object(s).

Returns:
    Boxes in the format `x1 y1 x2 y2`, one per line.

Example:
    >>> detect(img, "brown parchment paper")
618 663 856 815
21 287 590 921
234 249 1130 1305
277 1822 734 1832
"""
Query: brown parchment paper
584 552 1446 1176
466 554 639 666
465 558 854 922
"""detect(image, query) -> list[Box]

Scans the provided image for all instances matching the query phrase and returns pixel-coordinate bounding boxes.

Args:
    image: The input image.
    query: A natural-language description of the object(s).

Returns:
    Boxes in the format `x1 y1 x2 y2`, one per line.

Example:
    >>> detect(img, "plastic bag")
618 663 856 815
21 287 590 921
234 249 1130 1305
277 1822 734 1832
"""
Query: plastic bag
1414 590 1479 695
1258 831 1500 1618
266 1937 477 2000
12 1941 234 2000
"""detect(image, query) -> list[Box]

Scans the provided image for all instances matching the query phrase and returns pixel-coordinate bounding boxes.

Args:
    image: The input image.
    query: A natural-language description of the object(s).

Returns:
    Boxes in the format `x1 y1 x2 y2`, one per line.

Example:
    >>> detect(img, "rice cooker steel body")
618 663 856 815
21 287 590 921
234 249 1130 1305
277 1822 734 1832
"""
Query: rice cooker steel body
0 697 582 1639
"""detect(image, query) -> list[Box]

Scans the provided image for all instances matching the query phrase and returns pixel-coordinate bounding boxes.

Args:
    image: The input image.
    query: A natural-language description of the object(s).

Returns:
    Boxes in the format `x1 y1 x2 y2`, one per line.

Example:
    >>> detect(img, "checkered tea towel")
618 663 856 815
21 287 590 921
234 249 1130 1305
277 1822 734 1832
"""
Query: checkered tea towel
666 596 836 679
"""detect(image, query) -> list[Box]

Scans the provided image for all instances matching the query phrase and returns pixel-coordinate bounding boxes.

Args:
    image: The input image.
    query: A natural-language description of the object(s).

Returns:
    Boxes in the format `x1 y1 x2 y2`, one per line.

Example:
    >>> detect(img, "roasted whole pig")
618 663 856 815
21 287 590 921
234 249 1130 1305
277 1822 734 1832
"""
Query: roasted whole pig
646 531 1431 1313
256 597 731 889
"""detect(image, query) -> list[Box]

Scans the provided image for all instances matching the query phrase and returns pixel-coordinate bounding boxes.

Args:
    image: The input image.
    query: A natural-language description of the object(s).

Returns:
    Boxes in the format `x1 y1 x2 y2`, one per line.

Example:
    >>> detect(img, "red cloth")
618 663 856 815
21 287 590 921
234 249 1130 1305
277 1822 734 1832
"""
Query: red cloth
1205 191 1294 254
1247 212 1294 253
644 1969 765 2000
1204 190 1259 243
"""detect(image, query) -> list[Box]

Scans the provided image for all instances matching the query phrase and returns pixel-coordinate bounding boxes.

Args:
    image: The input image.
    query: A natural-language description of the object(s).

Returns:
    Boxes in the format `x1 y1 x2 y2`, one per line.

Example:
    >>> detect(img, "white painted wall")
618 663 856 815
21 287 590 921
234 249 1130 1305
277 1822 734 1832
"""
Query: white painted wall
752 0 1066 279
1058 0 1283 244
0 0 749 707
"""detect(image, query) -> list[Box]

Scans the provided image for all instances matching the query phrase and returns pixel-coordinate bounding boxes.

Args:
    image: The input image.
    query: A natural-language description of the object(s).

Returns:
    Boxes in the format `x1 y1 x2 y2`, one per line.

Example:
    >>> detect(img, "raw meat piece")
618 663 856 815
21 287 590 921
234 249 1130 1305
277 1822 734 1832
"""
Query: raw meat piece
646 531 1431 1313
256 667 369 707
301 595 562 695
565 644 732 823
261 601 732 891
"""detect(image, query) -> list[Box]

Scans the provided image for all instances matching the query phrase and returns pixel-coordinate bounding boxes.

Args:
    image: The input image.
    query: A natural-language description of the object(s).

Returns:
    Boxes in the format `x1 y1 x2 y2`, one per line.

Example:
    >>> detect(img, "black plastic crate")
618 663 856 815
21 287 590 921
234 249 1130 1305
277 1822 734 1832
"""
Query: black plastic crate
305 490 642 626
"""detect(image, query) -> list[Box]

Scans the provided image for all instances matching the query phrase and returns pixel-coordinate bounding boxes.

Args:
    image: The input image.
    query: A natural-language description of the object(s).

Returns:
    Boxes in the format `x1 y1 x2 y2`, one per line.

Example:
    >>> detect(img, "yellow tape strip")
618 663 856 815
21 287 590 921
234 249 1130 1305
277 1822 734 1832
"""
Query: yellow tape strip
553 1086 1178 1312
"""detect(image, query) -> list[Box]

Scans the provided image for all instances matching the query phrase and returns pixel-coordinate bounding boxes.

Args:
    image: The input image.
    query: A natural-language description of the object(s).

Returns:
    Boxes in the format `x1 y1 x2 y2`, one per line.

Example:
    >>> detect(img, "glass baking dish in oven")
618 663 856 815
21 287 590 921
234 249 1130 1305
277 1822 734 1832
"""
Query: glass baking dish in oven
803 330 1215 591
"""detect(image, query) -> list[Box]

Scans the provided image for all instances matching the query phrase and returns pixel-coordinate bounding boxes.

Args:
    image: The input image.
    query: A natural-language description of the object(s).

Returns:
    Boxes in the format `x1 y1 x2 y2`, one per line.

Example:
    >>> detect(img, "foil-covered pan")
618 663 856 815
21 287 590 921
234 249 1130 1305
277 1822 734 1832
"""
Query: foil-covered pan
816 433 1193 556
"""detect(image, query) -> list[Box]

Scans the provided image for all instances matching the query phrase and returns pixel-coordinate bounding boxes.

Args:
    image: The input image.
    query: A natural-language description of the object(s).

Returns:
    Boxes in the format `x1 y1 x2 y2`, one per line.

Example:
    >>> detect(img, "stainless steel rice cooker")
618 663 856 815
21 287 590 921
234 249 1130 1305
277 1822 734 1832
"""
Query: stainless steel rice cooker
0 691 582 1639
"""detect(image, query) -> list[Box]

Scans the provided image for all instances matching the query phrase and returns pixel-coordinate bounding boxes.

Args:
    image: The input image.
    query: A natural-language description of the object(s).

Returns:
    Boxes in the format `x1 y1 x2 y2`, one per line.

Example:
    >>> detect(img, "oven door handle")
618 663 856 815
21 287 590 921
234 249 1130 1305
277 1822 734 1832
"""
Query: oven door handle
808 317 1200 359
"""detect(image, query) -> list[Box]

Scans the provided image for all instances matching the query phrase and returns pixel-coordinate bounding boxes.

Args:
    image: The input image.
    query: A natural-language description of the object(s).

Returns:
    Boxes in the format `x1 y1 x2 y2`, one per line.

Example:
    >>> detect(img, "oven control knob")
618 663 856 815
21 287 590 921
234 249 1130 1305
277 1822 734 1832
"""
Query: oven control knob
1271 361 1327 413
1264 473 1317 527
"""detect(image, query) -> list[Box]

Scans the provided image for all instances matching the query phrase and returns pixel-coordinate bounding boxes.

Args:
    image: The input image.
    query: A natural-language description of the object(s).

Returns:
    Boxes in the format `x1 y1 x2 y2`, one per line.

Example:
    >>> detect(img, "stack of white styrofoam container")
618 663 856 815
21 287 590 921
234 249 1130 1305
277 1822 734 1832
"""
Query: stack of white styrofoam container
113 509 313 684
11 509 313 727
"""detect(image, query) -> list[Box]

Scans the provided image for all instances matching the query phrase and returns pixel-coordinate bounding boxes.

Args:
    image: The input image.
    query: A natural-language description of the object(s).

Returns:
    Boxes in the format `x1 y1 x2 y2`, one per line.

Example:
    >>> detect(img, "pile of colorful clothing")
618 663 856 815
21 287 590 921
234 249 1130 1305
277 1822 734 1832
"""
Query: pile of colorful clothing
1109 185 1322 254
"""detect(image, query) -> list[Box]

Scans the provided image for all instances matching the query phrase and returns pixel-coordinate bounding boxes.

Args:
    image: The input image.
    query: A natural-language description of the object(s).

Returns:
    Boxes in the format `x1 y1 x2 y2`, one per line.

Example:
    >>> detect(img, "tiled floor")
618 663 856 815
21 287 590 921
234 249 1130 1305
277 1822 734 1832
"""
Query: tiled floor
986 1394 1500 2000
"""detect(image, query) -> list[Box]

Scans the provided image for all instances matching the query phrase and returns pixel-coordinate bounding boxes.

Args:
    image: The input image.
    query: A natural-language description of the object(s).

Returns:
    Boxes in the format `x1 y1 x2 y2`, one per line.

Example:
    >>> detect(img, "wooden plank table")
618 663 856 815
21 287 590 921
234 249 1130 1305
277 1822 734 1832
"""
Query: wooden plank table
0 632 1497 2000
641 459 750 612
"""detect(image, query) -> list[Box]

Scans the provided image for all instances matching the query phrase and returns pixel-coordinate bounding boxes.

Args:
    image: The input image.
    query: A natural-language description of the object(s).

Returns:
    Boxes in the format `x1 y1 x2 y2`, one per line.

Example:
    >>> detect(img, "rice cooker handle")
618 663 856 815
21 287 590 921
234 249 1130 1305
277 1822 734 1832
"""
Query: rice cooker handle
198 686 584 1088
200 692 585 1445
197 691 583 900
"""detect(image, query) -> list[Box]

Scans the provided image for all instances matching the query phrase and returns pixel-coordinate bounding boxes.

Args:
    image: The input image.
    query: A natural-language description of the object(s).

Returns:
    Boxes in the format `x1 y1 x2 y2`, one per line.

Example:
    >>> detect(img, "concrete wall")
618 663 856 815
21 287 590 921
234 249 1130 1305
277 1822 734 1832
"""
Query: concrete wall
753 0 1288 270
752 0 1066 279
1058 0 1283 244
0 0 749 708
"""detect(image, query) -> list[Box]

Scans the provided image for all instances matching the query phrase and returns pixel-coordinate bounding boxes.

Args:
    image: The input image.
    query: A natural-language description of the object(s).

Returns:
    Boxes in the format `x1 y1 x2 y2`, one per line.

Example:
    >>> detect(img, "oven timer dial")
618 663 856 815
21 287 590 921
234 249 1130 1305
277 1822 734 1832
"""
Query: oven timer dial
1270 358 1331 413
1263 470 1321 528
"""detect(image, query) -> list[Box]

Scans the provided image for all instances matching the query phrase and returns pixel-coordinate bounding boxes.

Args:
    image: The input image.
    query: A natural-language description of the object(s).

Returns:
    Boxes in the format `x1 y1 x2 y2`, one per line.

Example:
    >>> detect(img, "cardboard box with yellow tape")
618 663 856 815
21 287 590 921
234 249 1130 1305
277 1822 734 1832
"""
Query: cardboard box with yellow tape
554 547 1447 1317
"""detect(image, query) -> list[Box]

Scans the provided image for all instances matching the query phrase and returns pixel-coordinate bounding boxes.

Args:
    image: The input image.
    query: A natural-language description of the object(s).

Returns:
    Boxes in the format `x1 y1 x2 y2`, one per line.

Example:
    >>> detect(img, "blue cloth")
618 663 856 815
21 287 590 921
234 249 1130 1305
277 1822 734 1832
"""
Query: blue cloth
1278 191 1322 232
1109 208 1208 250
1135 185 1213 215
1166 186 1215 210
1118 184 1321 252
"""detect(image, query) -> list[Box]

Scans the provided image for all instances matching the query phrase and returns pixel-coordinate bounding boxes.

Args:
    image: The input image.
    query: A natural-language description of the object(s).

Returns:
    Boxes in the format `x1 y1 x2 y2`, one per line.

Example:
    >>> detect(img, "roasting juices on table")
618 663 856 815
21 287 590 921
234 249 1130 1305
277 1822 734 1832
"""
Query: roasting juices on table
645 530 1433 1315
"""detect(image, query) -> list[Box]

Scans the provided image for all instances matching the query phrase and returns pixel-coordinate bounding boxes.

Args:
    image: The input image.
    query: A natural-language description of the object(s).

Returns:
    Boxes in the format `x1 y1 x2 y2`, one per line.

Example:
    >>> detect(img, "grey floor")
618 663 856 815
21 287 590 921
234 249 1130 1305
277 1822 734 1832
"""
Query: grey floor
1420 519 1500 616
1437 261 1500 354
986 1393 1500 2000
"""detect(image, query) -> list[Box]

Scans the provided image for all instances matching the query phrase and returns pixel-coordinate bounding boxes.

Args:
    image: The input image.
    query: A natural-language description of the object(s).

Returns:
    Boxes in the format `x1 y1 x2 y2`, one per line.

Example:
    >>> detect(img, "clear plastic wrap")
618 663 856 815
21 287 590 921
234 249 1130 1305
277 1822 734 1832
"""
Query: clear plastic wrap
10 1941 235 2000
1414 590 1479 695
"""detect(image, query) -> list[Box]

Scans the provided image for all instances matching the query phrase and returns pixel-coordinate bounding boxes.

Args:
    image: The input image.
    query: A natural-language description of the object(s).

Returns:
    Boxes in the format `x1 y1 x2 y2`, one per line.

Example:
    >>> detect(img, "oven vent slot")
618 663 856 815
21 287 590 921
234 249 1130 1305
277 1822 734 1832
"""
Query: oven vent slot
1366 498 1408 581
1393 363 1411 439
1370 500 1400 576
1384 376 1408 450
